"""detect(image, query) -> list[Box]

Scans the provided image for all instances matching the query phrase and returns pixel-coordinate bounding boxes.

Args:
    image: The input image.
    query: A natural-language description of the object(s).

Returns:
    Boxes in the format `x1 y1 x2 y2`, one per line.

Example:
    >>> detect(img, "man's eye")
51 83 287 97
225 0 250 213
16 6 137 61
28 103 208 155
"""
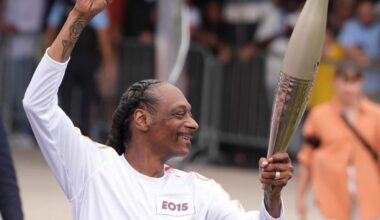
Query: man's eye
174 112 185 118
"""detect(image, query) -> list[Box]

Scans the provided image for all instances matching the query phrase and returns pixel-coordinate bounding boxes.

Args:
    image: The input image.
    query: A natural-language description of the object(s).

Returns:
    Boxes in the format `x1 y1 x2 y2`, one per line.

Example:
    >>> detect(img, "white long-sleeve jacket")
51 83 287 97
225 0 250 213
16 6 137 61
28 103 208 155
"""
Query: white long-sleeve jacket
23 51 284 220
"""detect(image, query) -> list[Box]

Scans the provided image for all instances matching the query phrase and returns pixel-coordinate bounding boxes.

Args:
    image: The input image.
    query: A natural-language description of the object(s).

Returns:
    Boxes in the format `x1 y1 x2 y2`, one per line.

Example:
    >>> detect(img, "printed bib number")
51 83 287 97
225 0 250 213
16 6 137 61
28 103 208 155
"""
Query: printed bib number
156 196 195 216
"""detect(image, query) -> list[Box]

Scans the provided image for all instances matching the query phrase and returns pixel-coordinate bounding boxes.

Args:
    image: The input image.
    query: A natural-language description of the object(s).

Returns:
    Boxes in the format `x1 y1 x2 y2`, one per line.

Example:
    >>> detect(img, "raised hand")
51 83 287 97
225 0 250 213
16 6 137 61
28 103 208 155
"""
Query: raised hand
259 153 293 218
259 153 293 194
48 0 112 62
73 0 112 20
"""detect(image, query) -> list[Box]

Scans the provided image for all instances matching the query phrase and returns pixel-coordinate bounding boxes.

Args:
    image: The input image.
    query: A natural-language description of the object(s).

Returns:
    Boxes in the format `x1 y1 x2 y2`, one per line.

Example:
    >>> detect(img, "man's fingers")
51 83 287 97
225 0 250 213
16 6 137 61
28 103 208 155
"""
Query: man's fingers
261 163 294 172
259 157 269 168
268 152 291 163
260 177 289 186
259 153 293 191
260 170 293 181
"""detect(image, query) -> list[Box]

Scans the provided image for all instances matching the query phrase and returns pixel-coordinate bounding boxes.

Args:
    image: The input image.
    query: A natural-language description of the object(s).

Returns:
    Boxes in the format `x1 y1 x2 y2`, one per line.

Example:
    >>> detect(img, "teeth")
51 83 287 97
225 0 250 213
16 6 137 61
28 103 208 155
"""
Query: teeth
178 133 193 141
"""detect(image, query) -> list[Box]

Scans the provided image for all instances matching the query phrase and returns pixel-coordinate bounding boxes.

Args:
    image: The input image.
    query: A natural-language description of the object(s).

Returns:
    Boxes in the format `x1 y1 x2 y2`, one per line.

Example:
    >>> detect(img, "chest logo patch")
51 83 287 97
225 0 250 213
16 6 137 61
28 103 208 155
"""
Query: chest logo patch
156 196 195 216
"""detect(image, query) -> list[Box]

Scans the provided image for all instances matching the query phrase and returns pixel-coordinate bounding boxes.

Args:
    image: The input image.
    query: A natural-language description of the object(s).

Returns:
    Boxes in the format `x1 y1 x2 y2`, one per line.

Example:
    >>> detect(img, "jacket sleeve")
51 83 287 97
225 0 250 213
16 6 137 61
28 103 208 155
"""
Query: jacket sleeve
202 176 284 220
23 50 114 201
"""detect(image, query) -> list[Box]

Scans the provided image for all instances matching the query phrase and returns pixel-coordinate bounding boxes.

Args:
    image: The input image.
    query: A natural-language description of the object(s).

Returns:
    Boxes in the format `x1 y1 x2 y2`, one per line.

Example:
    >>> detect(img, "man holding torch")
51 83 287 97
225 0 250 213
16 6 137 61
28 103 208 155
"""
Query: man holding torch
23 0 294 219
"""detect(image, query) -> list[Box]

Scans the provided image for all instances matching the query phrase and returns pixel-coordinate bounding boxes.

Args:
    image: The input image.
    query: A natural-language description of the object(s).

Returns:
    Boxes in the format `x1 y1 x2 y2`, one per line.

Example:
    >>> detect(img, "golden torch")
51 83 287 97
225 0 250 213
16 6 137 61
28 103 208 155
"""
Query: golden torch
266 0 329 172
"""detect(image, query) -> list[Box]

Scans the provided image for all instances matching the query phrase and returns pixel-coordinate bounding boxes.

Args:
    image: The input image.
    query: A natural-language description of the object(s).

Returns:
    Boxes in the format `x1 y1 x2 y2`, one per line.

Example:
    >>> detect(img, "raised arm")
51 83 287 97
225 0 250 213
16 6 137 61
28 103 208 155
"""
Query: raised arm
23 0 112 200
94 13 117 98
49 0 111 62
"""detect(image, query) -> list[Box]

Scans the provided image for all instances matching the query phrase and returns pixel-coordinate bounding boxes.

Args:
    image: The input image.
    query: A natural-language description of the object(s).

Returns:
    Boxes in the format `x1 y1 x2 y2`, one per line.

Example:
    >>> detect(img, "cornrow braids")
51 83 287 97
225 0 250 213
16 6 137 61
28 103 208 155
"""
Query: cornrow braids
106 79 163 155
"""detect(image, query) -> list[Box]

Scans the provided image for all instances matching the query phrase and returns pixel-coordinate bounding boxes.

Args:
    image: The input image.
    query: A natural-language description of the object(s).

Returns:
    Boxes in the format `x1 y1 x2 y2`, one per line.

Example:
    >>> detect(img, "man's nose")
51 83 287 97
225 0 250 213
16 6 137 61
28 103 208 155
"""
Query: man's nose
185 115 199 131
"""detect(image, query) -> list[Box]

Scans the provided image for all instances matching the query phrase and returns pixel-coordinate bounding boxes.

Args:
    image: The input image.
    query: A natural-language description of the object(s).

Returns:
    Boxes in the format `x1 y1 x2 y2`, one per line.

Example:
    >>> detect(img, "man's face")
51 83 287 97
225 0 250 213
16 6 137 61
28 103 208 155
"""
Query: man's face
334 69 363 105
357 2 375 26
146 83 199 160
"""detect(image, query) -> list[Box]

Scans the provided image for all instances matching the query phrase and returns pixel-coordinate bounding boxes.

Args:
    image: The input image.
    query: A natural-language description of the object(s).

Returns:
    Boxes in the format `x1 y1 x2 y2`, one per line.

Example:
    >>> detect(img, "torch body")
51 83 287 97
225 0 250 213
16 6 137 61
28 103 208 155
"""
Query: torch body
267 0 329 157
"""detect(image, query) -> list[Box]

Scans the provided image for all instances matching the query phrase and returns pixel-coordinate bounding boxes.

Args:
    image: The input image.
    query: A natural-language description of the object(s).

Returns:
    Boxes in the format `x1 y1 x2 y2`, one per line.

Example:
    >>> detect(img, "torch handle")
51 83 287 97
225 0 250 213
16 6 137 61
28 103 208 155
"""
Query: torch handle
263 184 273 192
267 72 314 157
264 72 315 192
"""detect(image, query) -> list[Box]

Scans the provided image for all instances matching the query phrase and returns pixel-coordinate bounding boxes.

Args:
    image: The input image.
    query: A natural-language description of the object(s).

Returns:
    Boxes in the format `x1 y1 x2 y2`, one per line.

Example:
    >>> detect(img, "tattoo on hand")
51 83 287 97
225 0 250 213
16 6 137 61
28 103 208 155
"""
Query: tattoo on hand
61 19 87 60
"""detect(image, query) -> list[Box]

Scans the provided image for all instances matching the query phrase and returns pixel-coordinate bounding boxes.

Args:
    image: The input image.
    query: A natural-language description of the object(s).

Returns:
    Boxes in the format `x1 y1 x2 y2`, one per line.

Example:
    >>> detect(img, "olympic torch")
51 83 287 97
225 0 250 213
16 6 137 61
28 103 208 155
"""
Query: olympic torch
266 0 329 186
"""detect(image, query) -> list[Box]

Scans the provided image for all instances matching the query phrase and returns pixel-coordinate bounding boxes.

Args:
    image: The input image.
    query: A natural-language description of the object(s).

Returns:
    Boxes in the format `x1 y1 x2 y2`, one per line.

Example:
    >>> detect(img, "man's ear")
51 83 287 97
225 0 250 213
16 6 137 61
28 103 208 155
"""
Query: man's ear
133 108 150 132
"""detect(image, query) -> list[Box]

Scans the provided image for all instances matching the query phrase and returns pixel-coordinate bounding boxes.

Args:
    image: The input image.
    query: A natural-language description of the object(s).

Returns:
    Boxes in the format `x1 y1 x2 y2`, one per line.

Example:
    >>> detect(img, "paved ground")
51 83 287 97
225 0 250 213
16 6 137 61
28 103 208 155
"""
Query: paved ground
10 148 319 220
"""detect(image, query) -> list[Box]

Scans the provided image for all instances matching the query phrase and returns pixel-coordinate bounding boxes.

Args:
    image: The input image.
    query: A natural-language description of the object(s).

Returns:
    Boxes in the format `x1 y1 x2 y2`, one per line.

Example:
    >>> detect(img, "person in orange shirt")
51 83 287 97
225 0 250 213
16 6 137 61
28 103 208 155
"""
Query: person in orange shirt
297 60 380 220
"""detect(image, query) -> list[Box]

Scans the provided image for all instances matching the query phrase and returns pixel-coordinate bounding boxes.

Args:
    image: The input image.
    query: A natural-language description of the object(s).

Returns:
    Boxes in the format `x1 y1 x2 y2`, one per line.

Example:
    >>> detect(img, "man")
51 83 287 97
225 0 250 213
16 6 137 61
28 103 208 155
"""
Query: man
23 0 293 219
297 61 380 220
338 0 380 103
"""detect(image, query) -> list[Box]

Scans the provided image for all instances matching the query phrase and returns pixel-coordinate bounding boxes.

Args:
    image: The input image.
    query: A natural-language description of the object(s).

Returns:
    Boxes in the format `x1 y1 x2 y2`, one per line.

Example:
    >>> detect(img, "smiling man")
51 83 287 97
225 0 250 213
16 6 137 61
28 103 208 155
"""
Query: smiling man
23 0 293 219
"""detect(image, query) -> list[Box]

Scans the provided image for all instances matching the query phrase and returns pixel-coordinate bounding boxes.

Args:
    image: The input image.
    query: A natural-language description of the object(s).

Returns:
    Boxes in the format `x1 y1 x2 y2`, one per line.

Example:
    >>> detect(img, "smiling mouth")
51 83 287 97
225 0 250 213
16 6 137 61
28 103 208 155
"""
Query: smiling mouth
177 132 194 142
181 135 192 141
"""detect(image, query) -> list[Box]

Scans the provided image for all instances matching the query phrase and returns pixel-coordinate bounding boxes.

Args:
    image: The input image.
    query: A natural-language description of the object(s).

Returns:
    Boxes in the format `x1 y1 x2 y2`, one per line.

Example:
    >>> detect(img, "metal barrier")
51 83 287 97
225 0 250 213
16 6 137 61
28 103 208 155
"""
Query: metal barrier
117 39 271 160
218 54 270 149
117 40 155 95
0 35 272 158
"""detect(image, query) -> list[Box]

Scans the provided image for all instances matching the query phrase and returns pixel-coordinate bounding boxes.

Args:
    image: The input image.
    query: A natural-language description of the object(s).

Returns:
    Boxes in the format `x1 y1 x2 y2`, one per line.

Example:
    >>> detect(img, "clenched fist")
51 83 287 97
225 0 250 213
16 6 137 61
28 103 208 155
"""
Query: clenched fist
259 153 293 195
73 0 112 20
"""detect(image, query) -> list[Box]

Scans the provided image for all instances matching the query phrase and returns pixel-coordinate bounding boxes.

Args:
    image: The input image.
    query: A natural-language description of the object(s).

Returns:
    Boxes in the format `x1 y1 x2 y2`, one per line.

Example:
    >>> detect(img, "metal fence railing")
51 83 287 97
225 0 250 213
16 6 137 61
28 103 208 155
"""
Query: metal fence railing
0 36 273 159
117 40 155 96
3 36 379 159
218 54 270 151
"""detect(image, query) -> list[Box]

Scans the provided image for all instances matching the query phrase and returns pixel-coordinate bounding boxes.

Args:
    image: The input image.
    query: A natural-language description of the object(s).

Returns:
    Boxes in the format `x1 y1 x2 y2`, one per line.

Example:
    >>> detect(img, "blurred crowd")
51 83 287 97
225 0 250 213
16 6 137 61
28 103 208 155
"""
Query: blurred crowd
1 0 380 144
1 0 380 145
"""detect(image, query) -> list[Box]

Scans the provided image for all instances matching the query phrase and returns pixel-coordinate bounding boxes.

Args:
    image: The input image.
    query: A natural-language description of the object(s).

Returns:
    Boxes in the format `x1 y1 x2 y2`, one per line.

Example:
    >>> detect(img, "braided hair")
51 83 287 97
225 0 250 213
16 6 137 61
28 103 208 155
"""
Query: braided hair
106 79 162 155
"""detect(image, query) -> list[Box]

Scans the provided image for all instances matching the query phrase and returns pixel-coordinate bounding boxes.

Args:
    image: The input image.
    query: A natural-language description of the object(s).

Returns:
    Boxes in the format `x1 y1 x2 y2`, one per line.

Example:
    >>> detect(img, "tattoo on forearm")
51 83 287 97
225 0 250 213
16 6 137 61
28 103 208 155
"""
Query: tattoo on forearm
61 19 87 60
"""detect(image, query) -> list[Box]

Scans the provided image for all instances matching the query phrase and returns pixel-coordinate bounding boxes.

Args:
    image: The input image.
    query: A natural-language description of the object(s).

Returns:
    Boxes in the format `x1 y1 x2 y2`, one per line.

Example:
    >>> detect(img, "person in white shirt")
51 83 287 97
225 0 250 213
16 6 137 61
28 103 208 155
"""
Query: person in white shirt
1 0 45 145
23 0 293 219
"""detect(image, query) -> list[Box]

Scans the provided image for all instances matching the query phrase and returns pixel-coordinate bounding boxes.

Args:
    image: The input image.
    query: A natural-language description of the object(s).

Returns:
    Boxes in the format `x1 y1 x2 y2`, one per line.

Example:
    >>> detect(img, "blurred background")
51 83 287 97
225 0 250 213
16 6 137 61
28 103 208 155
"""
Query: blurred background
1 0 380 219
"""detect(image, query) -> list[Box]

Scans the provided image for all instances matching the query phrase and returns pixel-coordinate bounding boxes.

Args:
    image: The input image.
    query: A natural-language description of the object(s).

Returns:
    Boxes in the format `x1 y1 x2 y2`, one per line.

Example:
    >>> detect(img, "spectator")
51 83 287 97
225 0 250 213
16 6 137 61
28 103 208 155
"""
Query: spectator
254 0 302 46
307 28 344 109
120 0 157 44
0 108 23 220
255 0 301 103
222 0 272 45
105 0 123 43
338 0 380 103
44 0 116 136
186 0 202 37
197 0 231 63
297 61 380 220
374 0 380 20
0 0 46 147
327 0 355 37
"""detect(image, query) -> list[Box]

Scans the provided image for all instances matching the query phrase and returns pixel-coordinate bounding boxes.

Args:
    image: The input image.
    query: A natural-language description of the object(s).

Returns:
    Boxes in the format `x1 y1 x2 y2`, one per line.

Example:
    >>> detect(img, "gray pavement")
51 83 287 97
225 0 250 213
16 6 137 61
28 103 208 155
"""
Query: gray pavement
10 148 319 220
